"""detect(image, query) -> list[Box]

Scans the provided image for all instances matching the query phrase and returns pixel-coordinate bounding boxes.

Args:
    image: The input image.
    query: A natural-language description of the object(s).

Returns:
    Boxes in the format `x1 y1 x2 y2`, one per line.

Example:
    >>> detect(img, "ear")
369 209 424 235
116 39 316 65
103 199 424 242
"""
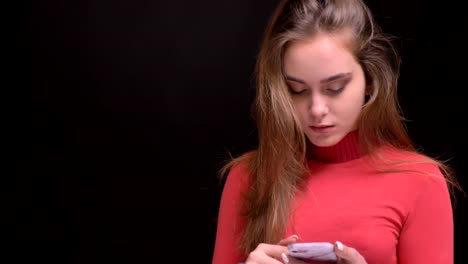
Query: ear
364 84 373 104
365 84 372 96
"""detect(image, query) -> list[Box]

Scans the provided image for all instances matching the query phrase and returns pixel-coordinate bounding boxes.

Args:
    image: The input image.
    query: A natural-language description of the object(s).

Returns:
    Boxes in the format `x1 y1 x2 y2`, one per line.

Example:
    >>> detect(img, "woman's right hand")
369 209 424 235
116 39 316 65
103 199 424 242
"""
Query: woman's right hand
245 235 308 264
244 243 289 264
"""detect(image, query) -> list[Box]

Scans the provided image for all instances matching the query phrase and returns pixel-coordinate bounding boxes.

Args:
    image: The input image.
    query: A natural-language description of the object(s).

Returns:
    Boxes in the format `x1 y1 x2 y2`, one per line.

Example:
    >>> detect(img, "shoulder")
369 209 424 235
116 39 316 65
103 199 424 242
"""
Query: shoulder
222 159 251 197
371 146 450 198
373 147 452 214
375 145 444 178
222 150 257 185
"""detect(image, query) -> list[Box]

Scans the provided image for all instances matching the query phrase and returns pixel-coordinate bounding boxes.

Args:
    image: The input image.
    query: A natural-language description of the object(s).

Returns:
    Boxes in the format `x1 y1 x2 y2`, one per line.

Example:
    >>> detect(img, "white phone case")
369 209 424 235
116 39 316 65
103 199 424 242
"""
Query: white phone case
288 242 337 261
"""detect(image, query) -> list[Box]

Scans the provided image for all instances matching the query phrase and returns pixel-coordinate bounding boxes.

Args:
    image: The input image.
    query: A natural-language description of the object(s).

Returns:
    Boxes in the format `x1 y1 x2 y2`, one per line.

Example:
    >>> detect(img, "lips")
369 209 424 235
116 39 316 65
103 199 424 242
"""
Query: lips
310 125 335 133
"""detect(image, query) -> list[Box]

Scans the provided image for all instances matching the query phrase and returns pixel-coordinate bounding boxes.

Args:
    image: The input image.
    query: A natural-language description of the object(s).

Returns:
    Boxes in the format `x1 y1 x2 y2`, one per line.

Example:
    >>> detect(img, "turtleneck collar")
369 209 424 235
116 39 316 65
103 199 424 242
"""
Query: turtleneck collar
307 130 362 163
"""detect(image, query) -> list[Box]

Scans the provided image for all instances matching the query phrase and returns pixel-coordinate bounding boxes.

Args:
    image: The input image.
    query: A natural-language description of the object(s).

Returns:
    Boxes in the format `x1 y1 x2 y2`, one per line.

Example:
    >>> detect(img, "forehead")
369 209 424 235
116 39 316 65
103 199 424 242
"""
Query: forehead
283 33 357 81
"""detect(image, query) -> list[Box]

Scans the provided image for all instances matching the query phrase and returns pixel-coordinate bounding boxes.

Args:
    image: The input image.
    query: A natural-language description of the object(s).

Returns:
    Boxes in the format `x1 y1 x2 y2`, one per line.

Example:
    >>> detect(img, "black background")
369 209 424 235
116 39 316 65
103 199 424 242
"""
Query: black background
16 0 467 263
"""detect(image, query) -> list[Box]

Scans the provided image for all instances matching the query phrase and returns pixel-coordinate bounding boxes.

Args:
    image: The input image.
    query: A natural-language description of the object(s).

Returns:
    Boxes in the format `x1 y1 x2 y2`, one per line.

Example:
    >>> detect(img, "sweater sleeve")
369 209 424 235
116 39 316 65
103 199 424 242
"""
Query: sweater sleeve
398 166 454 264
212 164 248 264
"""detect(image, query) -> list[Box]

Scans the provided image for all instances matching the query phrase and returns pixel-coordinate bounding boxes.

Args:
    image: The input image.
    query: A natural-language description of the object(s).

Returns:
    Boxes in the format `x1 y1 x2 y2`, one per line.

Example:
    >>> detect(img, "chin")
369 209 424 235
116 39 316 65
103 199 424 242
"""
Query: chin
307 134 344 147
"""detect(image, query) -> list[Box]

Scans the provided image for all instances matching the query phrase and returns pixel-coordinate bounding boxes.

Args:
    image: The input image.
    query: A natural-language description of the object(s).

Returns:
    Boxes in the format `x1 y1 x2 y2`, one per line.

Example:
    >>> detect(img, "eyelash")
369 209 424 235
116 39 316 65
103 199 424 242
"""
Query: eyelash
327 86 345 94
289 86 346 95
289 89 306 95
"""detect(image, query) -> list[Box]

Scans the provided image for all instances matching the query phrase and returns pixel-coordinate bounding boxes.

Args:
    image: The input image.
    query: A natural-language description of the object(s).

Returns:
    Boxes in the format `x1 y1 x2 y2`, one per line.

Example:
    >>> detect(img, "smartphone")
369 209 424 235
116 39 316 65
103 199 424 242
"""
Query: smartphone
287 242 337 261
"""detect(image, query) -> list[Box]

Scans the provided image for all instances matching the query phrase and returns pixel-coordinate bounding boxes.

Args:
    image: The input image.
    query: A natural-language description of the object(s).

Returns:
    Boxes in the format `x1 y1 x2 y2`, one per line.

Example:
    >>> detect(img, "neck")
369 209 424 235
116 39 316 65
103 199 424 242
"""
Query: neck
307 130 362 163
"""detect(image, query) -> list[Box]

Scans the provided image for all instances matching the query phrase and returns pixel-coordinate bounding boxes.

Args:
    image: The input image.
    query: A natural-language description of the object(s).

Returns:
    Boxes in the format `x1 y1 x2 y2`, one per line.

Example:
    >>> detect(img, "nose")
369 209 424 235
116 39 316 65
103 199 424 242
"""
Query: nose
309 93 329 119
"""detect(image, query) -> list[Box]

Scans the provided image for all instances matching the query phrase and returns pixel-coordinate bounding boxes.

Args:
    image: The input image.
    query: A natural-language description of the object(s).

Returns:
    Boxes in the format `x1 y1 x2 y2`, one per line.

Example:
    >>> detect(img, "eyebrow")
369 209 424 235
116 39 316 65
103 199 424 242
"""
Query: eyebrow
285 72 352 84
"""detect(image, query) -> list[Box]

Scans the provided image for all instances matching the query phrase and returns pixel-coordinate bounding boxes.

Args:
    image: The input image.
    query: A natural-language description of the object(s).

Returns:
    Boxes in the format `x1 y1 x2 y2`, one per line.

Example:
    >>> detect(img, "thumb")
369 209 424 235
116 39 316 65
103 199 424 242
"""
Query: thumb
277 234 299 246
334 241 367 264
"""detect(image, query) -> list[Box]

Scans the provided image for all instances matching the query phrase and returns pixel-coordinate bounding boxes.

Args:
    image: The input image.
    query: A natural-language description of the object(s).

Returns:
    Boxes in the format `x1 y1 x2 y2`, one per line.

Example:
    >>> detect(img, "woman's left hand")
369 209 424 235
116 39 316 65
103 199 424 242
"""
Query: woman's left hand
334 241 367 264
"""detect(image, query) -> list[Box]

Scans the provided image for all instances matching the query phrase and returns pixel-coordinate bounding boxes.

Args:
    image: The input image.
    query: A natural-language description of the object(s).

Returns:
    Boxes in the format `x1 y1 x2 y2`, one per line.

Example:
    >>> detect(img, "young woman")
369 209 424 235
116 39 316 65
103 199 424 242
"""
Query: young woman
212 0 461 263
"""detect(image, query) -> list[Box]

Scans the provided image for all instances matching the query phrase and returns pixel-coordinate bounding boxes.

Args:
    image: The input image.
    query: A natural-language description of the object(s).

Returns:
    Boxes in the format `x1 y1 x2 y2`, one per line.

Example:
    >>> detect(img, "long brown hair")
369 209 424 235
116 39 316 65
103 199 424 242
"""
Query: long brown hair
219 0 462 256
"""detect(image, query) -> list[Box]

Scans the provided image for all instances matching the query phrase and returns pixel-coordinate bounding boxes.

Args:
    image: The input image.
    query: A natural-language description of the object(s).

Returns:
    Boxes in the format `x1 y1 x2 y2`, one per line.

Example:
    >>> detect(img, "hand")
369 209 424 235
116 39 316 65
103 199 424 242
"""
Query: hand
245 235 309 264
334 241 367 264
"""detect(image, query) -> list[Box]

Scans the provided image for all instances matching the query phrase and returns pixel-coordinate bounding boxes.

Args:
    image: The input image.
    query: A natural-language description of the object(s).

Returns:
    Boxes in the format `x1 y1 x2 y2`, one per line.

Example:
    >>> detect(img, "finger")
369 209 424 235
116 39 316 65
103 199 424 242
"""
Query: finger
247 255 284 264
334 241 367 264
258 243 289 257
246 252 284 264
281 253 290 264
246 250 284 264
277 234 299 246
247 243 289 263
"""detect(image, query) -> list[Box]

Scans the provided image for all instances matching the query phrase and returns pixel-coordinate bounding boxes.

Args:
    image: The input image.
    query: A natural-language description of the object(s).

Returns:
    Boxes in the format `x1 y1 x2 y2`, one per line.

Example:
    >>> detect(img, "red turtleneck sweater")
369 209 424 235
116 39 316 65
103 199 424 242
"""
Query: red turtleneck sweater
212 132 453 264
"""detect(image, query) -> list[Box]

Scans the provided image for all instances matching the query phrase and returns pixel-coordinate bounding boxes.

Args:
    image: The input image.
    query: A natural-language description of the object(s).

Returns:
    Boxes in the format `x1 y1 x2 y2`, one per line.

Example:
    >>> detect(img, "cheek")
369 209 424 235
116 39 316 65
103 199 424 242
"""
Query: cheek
333 89 365 117
292 101 309 126
340 95 365 119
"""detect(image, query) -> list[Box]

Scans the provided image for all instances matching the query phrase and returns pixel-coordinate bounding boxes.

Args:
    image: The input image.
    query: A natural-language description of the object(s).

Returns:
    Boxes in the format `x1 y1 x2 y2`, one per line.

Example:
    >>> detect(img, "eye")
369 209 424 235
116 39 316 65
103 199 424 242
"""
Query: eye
326 86 345 94
289 88 307 95
324 77 352 95
324 78 350 95
287 84 308 95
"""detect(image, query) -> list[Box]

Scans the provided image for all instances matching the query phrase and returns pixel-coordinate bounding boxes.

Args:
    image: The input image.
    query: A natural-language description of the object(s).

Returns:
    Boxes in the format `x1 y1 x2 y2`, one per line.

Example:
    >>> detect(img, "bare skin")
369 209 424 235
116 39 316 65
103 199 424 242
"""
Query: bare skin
244 235 367 264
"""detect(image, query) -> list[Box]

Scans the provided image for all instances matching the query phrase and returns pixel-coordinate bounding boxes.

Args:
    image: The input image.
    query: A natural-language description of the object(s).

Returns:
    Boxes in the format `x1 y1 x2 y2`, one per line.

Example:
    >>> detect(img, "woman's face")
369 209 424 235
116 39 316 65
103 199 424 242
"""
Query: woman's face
283 33 366 147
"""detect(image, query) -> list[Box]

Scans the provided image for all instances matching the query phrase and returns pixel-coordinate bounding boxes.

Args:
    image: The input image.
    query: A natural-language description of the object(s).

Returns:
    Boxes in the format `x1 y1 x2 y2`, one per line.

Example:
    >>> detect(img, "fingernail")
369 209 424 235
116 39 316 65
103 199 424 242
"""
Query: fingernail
281 252 289 264
336 241 344 251
290 234 299 240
